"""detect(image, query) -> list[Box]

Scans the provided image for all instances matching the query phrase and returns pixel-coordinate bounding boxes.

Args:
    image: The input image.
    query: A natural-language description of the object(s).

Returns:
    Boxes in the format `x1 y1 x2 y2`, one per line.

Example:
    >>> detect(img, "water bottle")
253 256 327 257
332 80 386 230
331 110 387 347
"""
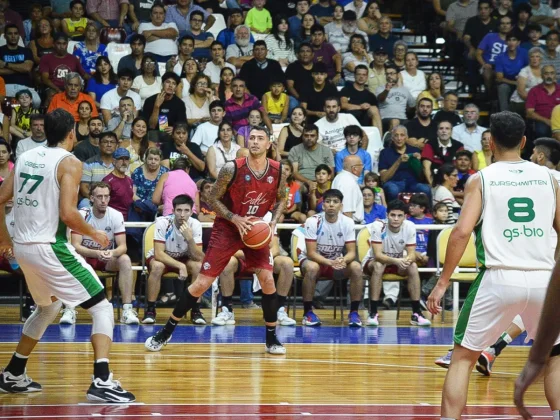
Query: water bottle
8 257 19 271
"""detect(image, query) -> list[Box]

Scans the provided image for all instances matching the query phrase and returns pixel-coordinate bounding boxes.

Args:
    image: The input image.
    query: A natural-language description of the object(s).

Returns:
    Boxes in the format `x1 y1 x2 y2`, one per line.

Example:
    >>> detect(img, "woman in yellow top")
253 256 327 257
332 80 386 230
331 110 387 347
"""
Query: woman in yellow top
417 72 444 111
472 130 493 171
262 80 289 124
62 0 89 40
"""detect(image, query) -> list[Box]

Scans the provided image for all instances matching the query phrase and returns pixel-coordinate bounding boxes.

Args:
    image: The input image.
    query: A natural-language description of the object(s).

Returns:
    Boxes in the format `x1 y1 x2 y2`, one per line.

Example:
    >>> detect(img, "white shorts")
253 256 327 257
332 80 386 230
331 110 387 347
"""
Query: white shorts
455 268 560 351
14 241 104 307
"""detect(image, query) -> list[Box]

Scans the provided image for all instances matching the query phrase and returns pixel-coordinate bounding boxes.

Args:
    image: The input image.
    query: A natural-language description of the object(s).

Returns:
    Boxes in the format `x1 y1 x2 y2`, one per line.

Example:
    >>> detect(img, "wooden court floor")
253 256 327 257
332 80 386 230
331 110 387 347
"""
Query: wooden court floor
0 306 552 419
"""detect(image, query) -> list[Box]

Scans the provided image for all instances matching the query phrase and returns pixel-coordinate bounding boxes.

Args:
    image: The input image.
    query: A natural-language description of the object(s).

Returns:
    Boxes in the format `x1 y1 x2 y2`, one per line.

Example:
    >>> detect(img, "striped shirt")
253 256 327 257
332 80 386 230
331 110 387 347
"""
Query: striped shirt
224 93 265 131
81 157 114 184
264 34 297 63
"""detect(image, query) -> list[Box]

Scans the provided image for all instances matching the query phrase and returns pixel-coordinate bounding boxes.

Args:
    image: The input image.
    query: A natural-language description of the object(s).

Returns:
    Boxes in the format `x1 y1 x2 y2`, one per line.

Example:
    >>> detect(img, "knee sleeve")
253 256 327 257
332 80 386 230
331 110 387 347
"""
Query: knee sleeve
512 314 525 331
22 300 63 340
261 292 279 323
87 299 114 340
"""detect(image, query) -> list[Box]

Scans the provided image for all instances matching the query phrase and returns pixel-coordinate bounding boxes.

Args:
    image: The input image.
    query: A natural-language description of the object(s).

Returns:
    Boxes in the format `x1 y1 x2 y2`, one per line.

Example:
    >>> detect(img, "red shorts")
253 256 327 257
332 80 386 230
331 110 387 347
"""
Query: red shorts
86 257 110 272
146 256 189 275
300 259 336 279
362 258 399 276
200 218 272 278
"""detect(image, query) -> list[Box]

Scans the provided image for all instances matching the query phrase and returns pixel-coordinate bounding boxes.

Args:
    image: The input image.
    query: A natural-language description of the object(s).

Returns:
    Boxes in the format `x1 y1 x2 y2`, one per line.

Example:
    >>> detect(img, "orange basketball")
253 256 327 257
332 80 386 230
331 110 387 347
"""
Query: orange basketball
242 217 272 249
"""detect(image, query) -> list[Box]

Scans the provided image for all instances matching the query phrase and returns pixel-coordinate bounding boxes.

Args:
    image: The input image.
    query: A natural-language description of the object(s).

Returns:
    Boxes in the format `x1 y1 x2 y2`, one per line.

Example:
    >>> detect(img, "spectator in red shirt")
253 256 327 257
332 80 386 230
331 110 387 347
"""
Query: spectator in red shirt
421 120 464 185
103 146 134 221
526 64 560 138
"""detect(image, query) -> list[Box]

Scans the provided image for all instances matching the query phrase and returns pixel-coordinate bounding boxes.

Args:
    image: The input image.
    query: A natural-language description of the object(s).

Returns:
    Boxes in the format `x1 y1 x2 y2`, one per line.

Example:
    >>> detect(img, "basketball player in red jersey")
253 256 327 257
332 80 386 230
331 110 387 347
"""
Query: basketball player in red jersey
145 125 289 355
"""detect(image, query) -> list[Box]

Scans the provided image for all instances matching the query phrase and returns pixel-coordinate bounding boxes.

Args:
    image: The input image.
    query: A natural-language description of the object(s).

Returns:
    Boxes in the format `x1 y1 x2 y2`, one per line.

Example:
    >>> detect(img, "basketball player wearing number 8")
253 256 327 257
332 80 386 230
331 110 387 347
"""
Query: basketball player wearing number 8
145 125 289 355
427 111 560 420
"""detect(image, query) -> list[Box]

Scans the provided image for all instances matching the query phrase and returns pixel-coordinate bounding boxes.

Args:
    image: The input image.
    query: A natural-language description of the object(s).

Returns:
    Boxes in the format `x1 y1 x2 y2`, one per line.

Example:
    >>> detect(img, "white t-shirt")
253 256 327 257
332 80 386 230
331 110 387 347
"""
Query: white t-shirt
180 78 191 100
315 113 361 152
74 207 126 250
433 185 460 224
299 213 356 262
132 75 162 107
331 170 364 223
100 88 142 118
138 22 179 56
510 65 543 103
203 61 236 85
183 95 210 121
191 121 219 153
15 137 47 160
401 69 427 100
209 141 241 174
362 219 416 264
146 215 203 260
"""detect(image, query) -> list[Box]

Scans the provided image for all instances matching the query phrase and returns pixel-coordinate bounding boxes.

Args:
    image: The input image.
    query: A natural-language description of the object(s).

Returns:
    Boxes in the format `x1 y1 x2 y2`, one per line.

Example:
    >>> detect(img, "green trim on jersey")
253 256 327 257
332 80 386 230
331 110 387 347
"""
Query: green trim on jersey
56 218 68 243
454 267 485 346
50 242 103 298
474 223 486 267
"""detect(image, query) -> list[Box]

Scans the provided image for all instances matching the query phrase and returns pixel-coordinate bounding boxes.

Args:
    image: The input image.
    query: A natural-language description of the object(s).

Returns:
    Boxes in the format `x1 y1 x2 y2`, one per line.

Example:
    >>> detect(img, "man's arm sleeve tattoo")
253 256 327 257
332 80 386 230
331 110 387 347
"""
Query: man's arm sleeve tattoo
270 168 288 224
207 161 236 220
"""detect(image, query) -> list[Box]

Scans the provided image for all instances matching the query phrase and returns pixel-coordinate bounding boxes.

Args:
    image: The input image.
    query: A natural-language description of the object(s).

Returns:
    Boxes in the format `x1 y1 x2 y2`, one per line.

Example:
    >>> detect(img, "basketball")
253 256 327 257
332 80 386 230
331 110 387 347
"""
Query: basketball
242 217 272 249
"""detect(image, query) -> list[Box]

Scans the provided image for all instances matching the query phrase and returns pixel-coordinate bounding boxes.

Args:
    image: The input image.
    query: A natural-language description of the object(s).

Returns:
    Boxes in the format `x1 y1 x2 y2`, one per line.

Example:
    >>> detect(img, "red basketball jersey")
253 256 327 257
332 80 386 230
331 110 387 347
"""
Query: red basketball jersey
221 157 281 219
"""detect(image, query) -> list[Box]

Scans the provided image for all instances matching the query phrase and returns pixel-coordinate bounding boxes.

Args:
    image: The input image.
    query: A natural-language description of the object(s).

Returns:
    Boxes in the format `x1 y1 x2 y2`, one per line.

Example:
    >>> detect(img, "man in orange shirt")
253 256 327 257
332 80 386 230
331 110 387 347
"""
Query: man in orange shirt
47 72 98 122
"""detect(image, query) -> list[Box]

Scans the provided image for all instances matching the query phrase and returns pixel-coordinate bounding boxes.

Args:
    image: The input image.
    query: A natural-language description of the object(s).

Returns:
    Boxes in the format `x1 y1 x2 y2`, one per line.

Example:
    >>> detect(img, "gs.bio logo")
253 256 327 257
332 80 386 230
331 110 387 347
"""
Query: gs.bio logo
502 197 544 242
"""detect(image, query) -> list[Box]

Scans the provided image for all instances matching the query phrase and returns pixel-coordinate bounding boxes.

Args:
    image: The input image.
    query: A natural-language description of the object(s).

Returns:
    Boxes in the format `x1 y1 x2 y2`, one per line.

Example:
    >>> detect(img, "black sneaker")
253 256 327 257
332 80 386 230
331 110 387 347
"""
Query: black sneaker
142 310 156 324
144 329 172 352
0 368 42 393
382 298 395 310
86 373 135 403
190 310 207 325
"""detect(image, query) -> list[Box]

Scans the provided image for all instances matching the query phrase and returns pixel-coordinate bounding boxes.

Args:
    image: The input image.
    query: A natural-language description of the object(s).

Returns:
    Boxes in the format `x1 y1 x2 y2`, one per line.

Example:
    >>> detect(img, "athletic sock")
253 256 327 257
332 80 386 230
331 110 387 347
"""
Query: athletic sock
265 326 277 345
163 318 179 336
303 301 313 313
369 300 380 315
553 410 559 420
277 295 287 309
93 358 110 382
147 301 156 313
6 352 29 376
191 301 201 313
221 296 233 313
123 303 132 311
350 301 360 312
411 301 422 314
492 333 513 357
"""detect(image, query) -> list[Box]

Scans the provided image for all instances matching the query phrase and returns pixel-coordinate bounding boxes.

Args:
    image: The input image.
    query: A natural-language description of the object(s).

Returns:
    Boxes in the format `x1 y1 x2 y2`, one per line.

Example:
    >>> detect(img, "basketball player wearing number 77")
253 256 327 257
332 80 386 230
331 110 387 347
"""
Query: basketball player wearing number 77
427 111 560 420
146 125 290 354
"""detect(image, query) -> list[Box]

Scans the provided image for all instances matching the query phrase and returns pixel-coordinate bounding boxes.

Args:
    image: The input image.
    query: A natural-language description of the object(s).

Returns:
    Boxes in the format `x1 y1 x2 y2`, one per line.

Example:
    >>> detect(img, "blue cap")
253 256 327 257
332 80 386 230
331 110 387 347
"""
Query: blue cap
113 148 131 159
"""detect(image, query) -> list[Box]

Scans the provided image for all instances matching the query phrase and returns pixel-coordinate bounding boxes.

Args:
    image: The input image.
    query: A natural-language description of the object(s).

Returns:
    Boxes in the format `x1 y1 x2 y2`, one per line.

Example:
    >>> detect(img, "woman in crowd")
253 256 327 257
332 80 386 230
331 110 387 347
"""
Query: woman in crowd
161 123 206 182
86 56 117 106
29 18 54 67
152 156 200 216
10 90 38 142
398 52 426 100
280 159 307 223
432 163 461 224
177 57 199 100
236 109 264 148
389 41 407 72
265 16 297 67
362 186 387 223
75 100 93 143
509 47 543 117
73 23 107 75
0 139 13 182
62 0 89 41
358 1 381 35
325 5 344 40
207 121 240 179
121 117 156 174
417 72 444 111
472 130 493 171
216 67 234 102
295 13 315 50
342 34 372 86
131 55 162 107
132 147 169 203
184 74 214 127
277 106 306 158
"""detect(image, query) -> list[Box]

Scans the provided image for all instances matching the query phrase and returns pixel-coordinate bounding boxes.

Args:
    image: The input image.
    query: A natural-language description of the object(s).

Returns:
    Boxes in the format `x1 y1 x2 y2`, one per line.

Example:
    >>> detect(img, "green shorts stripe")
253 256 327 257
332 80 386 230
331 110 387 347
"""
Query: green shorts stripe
454 267 486 346
51 241 103 297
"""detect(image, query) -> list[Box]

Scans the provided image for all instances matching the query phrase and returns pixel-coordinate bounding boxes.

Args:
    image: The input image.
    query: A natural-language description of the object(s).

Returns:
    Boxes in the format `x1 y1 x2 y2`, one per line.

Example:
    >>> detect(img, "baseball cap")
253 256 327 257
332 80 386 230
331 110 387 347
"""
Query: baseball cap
374 47 388 55
113 148 131 159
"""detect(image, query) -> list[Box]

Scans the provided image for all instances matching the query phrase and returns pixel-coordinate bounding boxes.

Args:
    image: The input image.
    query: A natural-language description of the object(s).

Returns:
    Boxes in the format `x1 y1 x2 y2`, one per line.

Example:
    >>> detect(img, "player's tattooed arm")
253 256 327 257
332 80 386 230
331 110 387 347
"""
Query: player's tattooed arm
207 161 235 221
270 167 289 225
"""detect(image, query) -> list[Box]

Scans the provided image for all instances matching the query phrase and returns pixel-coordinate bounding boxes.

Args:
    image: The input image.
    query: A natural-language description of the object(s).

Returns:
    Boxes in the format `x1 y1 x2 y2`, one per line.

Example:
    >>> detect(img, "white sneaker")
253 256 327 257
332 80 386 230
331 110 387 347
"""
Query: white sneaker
277 307 296 326
265 343 287 355
59 307 77 325
211 307 236 326
120 307 139 325
366 313 379 327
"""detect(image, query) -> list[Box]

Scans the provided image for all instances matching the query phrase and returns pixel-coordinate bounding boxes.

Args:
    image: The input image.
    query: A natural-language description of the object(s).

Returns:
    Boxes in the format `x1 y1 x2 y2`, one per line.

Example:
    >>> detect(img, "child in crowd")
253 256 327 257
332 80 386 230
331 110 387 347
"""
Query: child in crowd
9 90 38 143
454 150 475 204
62 0 89 41
262 80 289 123
245 0 273 34
364 172 387 207
280 159 307 222
407 193 432 267
23 3 43 44
307 164 332 217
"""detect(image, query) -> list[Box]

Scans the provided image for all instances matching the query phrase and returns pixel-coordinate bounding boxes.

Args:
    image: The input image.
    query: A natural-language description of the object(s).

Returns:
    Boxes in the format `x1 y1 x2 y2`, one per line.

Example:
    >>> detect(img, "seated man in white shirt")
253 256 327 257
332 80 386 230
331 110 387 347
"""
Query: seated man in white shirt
64 182 139 325
331 154 364 223
138 3 179 63
451 104 487 152
299 189 363 327
315 97 368 153
212 213 296 326
100 69 142 124
204 41 236 88
361 199 431 327
191 100 224 155
142 194 206 325
15 114 47 160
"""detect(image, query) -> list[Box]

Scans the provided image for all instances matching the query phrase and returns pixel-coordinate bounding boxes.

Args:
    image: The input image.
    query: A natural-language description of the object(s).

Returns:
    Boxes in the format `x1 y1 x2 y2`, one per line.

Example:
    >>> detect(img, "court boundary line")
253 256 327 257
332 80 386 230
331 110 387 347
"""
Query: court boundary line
0 342 533 347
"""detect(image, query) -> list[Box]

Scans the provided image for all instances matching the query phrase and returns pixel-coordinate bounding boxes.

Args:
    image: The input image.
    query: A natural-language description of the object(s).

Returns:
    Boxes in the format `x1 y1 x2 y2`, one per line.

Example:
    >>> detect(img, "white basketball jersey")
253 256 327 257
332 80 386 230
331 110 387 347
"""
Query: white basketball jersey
477 161 556 270
299 213 356 262
362 219 416 263
75 207 126 250
13 146 72 244
146 215 203 260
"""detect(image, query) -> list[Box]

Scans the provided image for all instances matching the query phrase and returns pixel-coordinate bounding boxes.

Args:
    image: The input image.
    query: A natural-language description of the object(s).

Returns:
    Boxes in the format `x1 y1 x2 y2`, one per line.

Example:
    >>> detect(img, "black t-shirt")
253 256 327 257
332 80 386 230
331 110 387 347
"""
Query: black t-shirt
300 83 339 122
512 24 530 43
142 94 187 132
340 84 378 107
433 110 462 127
73 139 100 162
0 46 33 86
464 16 498 49
161 141 205 181
406 118 438 143
285 61 314 97
129 0 153 23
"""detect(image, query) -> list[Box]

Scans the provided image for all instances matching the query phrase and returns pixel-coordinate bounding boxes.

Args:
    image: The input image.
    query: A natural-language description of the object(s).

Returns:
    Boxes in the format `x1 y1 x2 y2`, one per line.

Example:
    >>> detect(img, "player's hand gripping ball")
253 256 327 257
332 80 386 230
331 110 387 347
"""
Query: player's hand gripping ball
242 217 272 249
